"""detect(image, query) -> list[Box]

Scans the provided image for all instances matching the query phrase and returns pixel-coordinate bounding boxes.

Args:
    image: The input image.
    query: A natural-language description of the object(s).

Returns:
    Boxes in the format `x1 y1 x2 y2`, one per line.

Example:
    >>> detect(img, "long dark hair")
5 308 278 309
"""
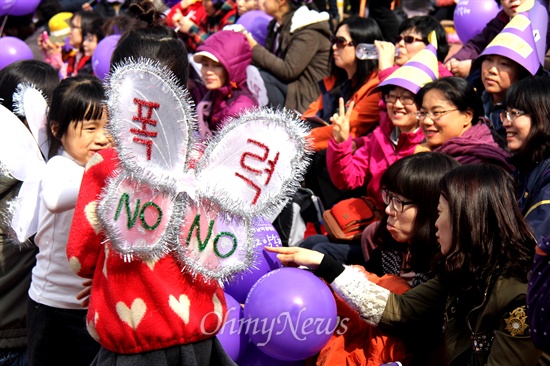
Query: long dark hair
110 0 189 87
373 152 460 276
438 164 534 293
47 75 105 159
330 16 381 97
503 75 550 170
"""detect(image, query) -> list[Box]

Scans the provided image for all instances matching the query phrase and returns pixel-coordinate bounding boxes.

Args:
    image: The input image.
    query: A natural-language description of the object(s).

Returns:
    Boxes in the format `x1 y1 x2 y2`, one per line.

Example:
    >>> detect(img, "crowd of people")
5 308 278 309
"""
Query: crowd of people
1 0 550 365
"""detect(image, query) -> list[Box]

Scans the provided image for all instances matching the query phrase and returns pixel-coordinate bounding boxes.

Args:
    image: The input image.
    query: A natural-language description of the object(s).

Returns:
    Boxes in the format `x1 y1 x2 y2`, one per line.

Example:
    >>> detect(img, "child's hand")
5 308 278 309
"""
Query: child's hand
331 98 354 144
265 246 325 270
375 40 395 71
77 279 92 307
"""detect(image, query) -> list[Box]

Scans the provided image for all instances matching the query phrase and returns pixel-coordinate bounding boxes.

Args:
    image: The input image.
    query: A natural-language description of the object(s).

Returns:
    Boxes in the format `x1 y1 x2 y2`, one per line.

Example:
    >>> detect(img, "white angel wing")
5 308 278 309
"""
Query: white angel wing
13 83 50 160
194 108 313 219
0 104 46 242
106 58 197 191
0 105 45 182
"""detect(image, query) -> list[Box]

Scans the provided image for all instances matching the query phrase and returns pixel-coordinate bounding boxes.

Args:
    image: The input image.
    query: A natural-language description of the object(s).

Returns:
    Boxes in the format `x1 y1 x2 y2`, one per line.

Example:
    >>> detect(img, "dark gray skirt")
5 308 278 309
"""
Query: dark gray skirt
90 337 237 366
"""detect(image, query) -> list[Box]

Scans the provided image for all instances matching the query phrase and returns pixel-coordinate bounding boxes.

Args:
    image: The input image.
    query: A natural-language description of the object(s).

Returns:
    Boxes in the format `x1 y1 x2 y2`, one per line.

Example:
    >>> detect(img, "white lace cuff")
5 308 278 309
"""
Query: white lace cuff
330 265 390 326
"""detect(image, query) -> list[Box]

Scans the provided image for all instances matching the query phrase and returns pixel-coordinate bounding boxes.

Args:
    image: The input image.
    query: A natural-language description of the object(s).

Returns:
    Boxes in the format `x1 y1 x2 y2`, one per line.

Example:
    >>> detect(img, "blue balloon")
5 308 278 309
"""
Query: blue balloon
216 293 249 361
92 35 121 81
8 0 40 16
244 268 337 361
0 37 33 70
223 219 282 304
236 10 273 47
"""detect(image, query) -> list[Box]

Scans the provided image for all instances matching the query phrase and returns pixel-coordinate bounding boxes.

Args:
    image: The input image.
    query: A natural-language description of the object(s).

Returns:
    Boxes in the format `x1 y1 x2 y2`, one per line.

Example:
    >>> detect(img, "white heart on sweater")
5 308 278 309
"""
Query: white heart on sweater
87 312 100 342
68 256 81 275
85 201 101 235
102 245 109 278
85 153 104 172
213 293 223 321
145 258 158 271
116 298 147 329
169 294 190 324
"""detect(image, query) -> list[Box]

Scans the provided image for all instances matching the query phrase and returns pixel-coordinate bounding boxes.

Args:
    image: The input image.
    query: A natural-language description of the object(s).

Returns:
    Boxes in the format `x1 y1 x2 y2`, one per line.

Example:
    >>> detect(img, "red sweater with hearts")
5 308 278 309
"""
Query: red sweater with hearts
66 148 227 354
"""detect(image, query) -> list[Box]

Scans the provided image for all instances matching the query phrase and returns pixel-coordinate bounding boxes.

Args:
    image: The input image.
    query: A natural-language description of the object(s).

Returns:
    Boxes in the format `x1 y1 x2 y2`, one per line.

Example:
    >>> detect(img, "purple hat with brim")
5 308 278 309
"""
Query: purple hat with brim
477 11 542 75
376 42 439 95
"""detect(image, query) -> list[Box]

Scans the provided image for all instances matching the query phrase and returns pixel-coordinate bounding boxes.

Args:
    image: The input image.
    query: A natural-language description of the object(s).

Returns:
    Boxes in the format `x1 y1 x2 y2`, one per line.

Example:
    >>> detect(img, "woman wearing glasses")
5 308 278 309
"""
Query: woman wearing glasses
414 77 512 171
375 16 452 84
502 76 550 353
303 16 383 152
269 164 542 365
325 38 441 212
293 152 460 364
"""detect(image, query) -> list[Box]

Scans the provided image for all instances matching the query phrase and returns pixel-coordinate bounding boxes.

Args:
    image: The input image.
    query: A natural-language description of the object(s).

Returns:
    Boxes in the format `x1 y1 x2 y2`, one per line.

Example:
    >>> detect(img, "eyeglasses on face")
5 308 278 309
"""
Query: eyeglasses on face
415 109 458 121
395 35 425 44
382 189 415 212
332 36 355 49
384 93 415 105
500 110 527 123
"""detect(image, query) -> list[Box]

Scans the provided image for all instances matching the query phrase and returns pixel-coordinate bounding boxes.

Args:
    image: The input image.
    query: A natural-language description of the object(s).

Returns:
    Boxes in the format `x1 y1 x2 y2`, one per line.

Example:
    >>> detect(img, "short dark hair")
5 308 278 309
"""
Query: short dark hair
374 152 460 275
398 16 449 62
47 75 105 159
415 77 484 122
503 75 550 168
0 60 60 119
438 164 534 292
110 0 189 87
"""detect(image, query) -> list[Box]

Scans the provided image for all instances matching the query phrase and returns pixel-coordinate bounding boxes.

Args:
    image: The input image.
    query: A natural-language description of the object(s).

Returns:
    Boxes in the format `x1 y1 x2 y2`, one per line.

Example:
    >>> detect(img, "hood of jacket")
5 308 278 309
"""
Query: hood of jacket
195 30 252 95
289 5 330 34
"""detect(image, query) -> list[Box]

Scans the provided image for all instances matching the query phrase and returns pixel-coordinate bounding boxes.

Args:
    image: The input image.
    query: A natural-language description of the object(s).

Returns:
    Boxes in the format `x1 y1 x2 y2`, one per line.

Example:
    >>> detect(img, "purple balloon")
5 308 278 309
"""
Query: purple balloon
0 0 15 16
244 268 337 361
92 34 121 81
453 0 500 44
0 36 33 70
8 0 40 16
236 10 273 47
216 293 249 361
223 219 282 304
237 342 305 366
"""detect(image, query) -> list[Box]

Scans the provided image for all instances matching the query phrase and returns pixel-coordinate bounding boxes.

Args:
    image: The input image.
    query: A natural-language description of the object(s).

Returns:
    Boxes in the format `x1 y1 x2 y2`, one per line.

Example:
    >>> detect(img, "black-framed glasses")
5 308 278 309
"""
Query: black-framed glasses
395 35 425 44
384 93 415 105
382 189 415 212
500 110 527 123
332 35 355 49
415 109 458 121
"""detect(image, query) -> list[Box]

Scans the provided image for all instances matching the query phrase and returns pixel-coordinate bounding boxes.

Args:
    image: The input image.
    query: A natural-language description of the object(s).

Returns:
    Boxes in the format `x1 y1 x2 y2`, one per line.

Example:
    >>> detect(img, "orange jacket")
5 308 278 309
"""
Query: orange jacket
308 269 412 366
303 73 380 151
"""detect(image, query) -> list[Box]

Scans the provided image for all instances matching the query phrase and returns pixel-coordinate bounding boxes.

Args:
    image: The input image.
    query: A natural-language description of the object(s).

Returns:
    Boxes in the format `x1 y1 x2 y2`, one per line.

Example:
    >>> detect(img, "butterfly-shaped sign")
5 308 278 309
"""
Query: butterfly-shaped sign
97 59 312 282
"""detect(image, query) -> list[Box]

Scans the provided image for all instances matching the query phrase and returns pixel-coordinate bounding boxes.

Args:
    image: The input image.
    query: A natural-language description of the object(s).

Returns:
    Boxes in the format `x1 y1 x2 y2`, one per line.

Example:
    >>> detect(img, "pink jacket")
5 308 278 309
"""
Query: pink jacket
326 114 425 209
